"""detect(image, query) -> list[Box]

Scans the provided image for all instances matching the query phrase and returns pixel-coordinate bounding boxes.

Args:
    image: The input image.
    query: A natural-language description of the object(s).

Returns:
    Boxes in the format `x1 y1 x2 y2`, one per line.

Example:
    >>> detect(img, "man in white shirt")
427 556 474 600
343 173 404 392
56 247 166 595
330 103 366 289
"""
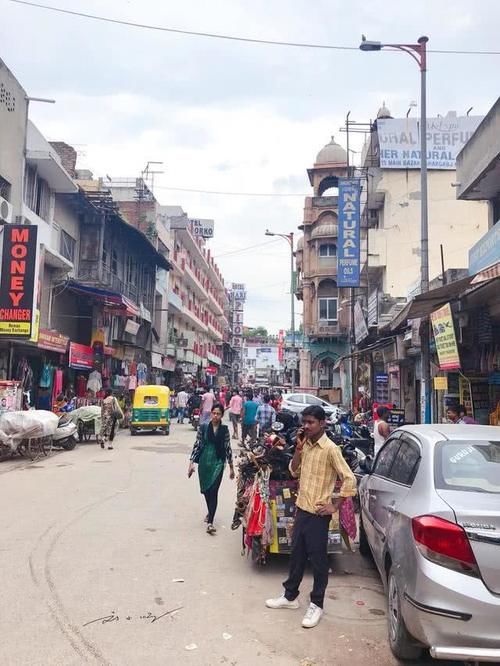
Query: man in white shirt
176 388 189 424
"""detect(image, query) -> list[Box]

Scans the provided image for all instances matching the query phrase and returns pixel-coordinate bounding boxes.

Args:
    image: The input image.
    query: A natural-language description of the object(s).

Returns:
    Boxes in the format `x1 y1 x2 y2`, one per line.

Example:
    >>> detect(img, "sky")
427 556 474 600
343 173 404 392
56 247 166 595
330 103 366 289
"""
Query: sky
2 0 500 333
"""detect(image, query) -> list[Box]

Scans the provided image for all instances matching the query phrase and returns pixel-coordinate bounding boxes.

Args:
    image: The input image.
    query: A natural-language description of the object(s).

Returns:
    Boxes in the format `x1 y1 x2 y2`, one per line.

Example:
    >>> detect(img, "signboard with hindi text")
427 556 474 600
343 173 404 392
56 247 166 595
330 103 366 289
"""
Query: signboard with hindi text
431 303 461 370
0 225 38 337
337 178 361 287
377 116 483 170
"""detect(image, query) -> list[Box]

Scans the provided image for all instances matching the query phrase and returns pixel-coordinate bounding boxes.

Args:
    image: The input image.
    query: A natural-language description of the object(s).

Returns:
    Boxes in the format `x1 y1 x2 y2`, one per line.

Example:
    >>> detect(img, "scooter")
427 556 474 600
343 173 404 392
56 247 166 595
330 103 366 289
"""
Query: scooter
190 408 200 431
52 414 78 450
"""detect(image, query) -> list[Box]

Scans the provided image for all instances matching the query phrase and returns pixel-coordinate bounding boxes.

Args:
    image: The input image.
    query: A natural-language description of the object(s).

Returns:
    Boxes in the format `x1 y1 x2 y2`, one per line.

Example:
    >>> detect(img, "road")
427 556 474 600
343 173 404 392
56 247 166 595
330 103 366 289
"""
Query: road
0 422 447 666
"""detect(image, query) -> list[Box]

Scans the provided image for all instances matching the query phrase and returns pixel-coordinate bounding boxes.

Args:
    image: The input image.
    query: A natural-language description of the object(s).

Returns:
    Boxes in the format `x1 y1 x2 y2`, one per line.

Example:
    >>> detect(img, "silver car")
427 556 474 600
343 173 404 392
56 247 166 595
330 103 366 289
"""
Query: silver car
358 424 500 663
281 392 341 416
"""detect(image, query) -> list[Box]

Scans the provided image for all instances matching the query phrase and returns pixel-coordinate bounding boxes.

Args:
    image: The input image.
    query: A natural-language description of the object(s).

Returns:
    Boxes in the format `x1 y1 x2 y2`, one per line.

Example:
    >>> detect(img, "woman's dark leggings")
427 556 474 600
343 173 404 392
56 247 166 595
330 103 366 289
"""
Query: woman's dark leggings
203 471 223 524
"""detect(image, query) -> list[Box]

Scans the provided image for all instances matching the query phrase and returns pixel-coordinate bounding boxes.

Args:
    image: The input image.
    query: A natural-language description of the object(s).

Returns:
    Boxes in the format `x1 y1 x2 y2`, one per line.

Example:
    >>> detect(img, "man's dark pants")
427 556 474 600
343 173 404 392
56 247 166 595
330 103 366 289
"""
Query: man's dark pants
283 507 330 608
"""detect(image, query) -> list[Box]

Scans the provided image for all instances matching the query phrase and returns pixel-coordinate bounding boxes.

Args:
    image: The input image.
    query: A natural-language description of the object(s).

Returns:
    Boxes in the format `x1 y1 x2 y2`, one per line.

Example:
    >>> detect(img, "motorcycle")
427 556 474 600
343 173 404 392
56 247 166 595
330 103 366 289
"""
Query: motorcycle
52 414 78 450
190 407 200 431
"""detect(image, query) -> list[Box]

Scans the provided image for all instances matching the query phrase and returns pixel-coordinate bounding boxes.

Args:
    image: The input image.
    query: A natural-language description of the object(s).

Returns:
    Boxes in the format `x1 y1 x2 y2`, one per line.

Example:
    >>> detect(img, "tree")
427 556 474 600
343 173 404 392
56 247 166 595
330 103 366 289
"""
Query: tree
243 326 268 339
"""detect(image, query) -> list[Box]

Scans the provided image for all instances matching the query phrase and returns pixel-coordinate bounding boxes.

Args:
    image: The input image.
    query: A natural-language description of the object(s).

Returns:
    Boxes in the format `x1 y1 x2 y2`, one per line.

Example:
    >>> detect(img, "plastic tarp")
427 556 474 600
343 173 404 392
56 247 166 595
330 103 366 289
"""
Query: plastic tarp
0 410 58 452
69 406 102 432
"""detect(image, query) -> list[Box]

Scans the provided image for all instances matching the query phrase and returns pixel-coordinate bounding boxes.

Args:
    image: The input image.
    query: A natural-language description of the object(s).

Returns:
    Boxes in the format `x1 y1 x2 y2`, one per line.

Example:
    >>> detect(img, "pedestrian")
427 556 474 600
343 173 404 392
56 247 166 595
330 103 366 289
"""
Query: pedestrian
265 405 357 628
99 389 123 451
188 403 235 535
176 387 189 424
241 391 259 445
373 405 391 456
228 389 243 440
187 389 201 419
200 387 215 425
256 394 276 435
447 404 478 424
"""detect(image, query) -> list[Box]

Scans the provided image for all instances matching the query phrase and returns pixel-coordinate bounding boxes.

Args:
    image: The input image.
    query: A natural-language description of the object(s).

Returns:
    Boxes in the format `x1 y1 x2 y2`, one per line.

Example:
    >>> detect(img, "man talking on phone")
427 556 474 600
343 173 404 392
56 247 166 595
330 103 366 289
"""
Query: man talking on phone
265 405 356 628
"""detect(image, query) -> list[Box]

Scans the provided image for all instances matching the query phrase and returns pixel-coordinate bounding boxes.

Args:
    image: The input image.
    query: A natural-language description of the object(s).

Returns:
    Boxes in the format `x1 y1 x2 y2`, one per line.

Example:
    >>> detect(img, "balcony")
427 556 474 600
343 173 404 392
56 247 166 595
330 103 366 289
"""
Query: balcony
182 304 208 332
208 290 225 317
307 322 349 338
77 261 143 305
207 350 222 365
183 260 208 301
208 321 223 341
168 290 183 313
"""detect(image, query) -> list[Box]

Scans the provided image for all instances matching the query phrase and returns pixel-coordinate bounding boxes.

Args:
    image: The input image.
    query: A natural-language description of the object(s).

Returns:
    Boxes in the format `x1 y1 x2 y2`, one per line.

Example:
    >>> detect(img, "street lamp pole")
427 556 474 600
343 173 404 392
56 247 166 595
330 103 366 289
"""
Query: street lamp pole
360 35 431 423
265 230 296 390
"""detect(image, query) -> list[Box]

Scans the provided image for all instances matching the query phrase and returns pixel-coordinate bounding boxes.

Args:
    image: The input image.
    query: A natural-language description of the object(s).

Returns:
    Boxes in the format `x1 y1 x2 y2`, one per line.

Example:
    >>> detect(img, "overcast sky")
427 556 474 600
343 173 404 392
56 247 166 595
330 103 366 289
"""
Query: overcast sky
2 0 500 332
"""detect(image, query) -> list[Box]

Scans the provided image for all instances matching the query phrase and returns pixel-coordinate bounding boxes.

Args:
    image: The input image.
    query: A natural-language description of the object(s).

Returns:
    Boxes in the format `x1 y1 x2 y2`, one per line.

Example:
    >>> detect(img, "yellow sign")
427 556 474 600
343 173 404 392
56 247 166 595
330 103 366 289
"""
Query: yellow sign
29 310 40 343
433 376 448 391
0 321 31 335
430 303 461 371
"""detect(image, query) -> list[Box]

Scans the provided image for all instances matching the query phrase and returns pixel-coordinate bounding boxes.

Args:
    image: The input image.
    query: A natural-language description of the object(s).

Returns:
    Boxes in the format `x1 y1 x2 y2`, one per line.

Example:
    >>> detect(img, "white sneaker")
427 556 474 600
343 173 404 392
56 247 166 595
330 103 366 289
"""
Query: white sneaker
301 603 323 628
265 594 299 610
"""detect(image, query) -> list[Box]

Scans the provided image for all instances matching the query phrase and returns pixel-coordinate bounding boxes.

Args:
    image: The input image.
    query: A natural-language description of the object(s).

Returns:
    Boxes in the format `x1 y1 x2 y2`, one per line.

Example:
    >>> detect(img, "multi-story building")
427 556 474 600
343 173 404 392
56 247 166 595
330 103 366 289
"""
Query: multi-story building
163 207 229 388
242 339 283 387
296 137 352 403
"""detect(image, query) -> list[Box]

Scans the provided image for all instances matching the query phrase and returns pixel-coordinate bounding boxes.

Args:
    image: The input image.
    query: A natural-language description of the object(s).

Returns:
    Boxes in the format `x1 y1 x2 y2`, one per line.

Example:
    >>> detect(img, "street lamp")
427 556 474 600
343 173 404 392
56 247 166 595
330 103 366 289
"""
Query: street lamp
360 34 431 423
265 229 296 390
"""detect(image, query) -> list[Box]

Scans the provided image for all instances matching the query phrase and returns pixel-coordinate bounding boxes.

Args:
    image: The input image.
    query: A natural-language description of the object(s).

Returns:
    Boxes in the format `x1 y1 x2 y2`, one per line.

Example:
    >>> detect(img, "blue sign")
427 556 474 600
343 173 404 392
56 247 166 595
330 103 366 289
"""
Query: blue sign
337 178 361 287
468 223 500 275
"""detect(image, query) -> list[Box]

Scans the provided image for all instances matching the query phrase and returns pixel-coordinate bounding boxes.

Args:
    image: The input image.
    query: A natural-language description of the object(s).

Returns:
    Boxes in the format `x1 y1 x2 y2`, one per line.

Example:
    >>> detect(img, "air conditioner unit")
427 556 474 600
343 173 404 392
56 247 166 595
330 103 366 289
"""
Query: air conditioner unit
0 196 13 224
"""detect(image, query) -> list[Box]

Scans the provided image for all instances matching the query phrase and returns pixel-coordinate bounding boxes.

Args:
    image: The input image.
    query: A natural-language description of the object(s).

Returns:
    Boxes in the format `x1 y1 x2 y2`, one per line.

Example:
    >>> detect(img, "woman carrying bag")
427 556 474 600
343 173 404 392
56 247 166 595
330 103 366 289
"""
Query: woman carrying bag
188 403 234 535
99 388 124 450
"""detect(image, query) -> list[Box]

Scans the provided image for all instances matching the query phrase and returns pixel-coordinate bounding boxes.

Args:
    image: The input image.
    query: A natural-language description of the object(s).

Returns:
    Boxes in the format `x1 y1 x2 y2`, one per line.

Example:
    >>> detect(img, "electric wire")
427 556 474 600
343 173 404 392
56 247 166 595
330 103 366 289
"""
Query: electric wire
6 0 500 56
154 185 307 197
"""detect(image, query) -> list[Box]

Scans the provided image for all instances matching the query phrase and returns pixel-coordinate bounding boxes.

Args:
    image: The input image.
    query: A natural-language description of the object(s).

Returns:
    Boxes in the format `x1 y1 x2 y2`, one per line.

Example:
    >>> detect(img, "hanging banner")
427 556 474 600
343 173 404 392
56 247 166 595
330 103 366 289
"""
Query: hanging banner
0 225 38 337
337 178 361 287
434 376 448 390
354 301 369 344
377 116 483 169
430 303 461 370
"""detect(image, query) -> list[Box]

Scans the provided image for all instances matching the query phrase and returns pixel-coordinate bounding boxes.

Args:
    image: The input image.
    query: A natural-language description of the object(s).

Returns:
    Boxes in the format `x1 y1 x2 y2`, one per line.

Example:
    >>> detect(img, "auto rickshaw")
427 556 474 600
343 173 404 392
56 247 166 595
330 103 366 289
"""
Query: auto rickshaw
130 385 170 436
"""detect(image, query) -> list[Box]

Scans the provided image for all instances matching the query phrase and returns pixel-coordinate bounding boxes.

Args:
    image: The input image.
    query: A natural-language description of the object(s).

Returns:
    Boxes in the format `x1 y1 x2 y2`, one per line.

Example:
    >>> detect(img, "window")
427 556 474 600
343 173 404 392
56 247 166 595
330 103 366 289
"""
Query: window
373 437 402 478
288 394 304 404
318 297 338 324
319 243 337 257
305 394 323 405
111 249 118 275
60 230 76 263
435 440 500 494
389 437 421 485
0 175 11 200
24 166 51 221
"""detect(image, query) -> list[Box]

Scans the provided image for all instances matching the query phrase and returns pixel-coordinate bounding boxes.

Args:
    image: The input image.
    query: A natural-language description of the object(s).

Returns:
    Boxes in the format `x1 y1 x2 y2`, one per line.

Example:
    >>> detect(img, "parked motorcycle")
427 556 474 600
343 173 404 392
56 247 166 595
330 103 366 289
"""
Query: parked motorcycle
53 414 78 450
190 407 200 430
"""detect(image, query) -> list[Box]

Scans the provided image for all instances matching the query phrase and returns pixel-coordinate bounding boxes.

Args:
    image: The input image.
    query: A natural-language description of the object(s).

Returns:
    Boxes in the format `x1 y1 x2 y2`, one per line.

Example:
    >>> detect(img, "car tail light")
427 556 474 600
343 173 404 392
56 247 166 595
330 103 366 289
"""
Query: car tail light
412 515 479 578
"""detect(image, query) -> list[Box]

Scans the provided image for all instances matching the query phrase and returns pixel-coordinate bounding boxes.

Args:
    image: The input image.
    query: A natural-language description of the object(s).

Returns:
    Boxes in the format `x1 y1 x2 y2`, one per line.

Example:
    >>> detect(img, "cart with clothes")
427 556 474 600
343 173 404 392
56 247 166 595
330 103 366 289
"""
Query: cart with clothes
231 422 355 565
0 410 59 461
70 405 102 443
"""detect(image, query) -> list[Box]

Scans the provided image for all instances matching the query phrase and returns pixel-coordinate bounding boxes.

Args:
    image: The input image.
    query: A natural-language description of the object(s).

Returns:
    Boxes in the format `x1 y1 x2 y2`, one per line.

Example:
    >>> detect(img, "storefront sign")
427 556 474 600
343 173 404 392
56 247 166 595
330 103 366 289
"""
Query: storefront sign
354 301 369 344
206 365 218 375
468 222 500 275
69 342 94 370
190 218 214 239
125 319 140 336
337 178 361 287
151 351 163 369
431 303 461 370
163 357 176 372
434 376 449 390
0 225 38 337
38 329 69 354
387 408 405 426
377 116 483 169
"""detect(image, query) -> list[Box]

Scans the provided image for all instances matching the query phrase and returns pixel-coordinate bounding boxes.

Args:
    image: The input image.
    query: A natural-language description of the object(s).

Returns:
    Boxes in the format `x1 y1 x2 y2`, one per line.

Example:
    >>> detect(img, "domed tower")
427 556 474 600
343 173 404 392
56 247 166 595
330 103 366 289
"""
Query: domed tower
297 136 351 401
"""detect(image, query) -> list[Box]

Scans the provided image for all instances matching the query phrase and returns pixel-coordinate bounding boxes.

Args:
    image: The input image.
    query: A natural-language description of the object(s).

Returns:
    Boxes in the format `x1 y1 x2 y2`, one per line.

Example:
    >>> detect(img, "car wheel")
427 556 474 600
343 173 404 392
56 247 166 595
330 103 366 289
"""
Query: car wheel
358 513 371 557
387 566 423 661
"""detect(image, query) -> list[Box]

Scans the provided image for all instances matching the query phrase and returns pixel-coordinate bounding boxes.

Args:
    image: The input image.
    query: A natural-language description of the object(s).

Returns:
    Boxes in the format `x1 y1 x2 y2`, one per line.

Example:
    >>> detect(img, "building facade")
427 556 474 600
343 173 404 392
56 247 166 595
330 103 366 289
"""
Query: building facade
296 137 352 404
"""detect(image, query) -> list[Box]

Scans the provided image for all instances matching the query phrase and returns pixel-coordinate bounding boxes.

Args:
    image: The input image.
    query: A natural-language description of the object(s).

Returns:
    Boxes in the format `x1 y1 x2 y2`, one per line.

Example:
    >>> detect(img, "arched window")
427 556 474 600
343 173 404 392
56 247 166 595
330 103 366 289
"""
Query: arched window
317 279 338 325
319 243 337 257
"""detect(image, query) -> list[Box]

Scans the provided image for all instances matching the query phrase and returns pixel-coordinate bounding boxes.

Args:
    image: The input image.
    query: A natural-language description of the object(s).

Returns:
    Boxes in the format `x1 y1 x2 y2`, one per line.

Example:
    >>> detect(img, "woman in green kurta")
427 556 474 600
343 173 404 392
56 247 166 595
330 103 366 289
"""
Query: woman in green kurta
188 403 234 534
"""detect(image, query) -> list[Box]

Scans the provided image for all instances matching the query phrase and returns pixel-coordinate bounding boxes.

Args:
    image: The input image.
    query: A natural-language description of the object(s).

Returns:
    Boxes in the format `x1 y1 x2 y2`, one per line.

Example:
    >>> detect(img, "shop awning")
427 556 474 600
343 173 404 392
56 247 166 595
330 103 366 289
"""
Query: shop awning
66 280 140 317
471 261 500 284
385 275 477 332
333 336 396 370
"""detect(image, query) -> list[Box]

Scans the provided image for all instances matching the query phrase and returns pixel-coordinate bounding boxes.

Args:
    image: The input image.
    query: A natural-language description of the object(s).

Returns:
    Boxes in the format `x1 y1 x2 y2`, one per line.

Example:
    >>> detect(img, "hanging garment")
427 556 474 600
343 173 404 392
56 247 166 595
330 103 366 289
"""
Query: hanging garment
52 369 63 403
76 374 87 398
39 363 53 389
128 375 137 390
87 370 102 394
137 362 148 386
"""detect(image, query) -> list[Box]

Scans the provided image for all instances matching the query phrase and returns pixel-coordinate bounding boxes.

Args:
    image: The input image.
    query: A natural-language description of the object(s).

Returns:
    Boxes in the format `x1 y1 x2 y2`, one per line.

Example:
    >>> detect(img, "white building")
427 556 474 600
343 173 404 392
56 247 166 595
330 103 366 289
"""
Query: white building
243 341 282 386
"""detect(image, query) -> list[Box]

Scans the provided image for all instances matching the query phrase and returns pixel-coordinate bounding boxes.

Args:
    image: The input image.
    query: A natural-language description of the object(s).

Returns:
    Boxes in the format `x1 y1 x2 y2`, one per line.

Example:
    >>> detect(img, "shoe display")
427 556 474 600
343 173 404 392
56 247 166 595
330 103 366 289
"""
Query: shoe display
301 603 323 628
265 595 299 610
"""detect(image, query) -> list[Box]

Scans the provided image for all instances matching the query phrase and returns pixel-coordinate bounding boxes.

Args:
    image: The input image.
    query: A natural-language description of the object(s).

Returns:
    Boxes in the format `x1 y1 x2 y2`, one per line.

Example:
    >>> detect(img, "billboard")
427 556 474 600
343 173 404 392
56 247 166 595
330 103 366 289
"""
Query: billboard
0 225 38 337
377 116 483 170
337 178 361 287
431 303 461 370
190 218 214 239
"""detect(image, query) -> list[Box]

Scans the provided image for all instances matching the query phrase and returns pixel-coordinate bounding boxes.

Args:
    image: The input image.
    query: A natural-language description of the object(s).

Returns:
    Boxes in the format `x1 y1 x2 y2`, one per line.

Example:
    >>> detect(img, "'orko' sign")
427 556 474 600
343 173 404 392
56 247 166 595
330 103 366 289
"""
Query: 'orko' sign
0 225 38 337
337 178 361 287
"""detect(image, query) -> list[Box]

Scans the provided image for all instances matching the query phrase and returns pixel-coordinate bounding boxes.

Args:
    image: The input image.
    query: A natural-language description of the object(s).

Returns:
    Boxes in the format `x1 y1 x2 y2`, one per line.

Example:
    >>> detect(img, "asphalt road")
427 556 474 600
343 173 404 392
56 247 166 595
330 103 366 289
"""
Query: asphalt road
0 422 458 666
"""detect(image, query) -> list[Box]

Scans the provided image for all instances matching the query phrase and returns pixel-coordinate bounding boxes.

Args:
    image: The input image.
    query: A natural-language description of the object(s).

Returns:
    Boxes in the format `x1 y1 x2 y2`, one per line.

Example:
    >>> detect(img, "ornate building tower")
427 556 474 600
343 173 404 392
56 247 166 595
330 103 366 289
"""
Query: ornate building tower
296 137 352 402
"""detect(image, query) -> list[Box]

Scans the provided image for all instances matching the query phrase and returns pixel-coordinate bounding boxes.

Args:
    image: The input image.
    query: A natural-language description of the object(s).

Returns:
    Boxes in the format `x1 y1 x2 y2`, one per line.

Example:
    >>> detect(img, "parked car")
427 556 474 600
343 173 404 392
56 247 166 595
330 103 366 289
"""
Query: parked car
358 424 500 663
280 392 342 416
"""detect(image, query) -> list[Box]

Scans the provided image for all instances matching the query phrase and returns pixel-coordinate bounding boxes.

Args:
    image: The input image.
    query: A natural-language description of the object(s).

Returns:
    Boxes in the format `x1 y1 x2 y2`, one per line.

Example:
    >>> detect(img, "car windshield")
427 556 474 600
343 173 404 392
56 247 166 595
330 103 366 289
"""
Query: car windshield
435 440 500 494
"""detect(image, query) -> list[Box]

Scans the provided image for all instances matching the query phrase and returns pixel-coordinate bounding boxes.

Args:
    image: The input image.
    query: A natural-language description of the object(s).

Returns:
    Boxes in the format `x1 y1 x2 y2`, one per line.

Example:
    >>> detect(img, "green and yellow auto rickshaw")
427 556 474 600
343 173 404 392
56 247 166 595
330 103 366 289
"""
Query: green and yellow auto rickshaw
130 385 170 436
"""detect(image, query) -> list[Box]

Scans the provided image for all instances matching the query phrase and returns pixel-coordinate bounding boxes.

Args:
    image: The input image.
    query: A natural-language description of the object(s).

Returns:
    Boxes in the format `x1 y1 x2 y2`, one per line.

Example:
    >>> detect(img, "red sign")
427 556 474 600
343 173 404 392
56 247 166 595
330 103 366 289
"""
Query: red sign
278 329 285 362
38 329 69 354
206 365 218 375
69 342 94 370
0 225 38 337
103 346 115 356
